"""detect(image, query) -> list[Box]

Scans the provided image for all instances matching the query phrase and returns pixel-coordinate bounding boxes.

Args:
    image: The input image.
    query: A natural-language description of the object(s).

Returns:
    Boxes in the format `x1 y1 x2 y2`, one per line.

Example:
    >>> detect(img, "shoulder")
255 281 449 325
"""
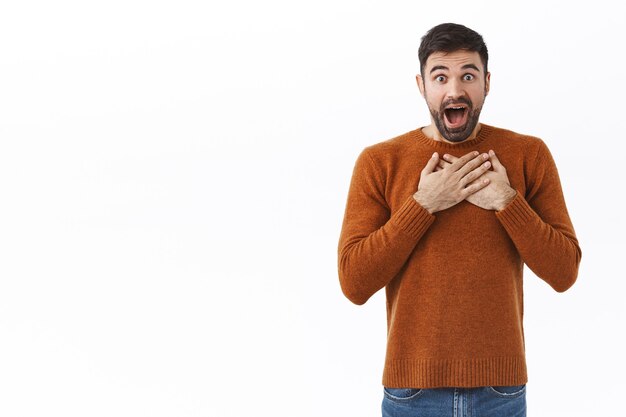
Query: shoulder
484 124 550 157
361 128 419 161
486 124 545 146
485 125 560 190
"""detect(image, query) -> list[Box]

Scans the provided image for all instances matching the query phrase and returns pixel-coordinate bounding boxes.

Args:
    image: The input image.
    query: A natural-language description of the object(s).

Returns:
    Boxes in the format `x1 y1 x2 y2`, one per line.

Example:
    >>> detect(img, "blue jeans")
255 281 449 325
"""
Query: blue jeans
382 385 526 417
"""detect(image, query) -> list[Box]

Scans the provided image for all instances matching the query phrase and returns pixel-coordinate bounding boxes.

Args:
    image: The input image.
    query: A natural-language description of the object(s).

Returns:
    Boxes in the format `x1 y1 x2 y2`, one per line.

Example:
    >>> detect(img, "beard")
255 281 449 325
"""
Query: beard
428 95 484 143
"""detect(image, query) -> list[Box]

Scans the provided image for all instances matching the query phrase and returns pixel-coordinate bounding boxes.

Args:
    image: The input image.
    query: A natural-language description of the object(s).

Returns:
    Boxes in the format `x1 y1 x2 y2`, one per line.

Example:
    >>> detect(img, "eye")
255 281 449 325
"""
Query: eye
435 75 446 82
463 74 474 81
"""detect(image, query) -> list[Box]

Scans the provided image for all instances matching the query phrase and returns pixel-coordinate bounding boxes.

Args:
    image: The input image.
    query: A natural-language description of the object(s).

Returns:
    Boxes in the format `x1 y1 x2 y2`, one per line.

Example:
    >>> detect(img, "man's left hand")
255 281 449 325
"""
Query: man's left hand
437 150 517 211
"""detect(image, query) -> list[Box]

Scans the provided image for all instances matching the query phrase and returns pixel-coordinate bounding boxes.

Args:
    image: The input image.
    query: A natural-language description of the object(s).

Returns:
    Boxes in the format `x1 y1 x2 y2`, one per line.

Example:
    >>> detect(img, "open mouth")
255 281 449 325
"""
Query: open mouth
443 104 469 129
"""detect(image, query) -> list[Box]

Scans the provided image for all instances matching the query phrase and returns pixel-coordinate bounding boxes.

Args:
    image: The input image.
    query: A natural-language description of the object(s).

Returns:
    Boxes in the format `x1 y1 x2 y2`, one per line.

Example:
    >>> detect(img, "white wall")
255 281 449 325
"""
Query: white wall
0 1 622 416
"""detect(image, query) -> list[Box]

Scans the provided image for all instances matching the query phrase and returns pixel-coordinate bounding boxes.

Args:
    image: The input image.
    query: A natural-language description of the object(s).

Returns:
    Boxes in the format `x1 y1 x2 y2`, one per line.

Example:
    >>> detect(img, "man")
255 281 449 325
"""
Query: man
337 23 581 417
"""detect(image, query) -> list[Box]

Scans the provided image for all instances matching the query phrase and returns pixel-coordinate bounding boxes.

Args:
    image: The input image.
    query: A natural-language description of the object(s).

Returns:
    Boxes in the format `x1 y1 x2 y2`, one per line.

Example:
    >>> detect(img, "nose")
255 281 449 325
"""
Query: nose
446 78 466 100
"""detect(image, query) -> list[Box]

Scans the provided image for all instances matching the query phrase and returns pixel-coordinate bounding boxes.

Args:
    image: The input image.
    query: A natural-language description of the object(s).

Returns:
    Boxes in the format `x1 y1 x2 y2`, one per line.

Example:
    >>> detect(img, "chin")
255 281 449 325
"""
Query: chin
436 122 476 143
443 130 471 142
438 115 482 143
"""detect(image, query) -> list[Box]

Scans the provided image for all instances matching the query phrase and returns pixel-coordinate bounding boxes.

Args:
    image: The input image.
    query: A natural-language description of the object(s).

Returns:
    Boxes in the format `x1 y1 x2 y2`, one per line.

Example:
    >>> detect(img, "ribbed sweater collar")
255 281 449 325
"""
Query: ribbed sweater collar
412 123 494 150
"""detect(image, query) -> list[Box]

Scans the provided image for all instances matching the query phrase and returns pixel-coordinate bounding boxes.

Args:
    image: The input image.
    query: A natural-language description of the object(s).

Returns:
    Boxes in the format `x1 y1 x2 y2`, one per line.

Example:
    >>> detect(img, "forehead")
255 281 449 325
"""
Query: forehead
425 50 483 72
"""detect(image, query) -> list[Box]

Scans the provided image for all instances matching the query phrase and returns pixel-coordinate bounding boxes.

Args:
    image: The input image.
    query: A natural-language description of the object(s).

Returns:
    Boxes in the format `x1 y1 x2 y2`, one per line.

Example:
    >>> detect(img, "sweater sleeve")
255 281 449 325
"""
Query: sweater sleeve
495 140 582 292
337 149 435 305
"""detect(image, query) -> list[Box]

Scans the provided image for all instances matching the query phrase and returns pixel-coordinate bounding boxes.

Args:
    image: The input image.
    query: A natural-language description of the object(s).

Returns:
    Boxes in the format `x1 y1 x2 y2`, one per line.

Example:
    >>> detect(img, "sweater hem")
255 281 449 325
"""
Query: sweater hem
382 356 528 388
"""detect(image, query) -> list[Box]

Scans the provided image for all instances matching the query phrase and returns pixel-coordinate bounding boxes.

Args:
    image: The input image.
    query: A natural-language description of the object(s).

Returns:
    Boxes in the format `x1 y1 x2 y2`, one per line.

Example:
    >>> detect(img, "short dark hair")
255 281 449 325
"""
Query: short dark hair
418 23 488 76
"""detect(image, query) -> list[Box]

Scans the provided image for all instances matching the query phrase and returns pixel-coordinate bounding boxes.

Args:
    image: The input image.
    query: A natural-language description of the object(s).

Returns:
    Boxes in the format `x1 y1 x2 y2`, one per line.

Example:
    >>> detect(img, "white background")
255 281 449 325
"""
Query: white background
0 1 623 416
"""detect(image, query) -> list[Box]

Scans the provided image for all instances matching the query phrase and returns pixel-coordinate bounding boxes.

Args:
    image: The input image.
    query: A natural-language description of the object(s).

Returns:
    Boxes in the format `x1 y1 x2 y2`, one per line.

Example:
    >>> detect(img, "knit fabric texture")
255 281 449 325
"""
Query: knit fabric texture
337 124 581 388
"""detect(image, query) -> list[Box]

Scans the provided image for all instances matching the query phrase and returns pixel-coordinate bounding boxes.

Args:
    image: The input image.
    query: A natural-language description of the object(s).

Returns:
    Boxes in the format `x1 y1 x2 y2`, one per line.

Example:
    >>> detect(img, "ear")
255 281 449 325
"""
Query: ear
484 72 491 96
416 74 425 98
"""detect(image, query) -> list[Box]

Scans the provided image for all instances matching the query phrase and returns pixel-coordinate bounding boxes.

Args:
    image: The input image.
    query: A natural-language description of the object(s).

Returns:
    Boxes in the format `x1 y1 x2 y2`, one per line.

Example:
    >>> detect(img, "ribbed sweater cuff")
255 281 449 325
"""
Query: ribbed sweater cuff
495 190 537 231
390 196 435 240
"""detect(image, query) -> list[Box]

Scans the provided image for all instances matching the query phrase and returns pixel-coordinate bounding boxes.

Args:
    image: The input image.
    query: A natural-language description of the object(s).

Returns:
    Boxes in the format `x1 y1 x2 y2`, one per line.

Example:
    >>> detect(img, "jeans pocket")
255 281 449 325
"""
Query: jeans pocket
488 384 526 398
383 387 424 401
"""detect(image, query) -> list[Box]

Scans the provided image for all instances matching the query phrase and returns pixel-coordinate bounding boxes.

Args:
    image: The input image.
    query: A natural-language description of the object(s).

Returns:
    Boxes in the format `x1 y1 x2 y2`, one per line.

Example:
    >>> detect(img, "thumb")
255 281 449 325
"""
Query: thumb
489 150 506 172
421 152 439 176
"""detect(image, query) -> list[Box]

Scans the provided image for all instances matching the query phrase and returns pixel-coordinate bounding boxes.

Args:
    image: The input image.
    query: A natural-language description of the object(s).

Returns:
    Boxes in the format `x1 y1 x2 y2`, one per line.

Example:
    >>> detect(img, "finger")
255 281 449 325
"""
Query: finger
462 177 490 197
442 153 459 163
489 150 506 173
448 151 478 172
461 160 491 186
421 152 439 176
437 160 451 170
456 152 490 178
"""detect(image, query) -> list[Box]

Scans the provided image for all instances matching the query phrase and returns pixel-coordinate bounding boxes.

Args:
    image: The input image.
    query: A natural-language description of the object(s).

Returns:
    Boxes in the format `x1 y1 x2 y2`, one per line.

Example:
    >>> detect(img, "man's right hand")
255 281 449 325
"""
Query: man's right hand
413 151 492 214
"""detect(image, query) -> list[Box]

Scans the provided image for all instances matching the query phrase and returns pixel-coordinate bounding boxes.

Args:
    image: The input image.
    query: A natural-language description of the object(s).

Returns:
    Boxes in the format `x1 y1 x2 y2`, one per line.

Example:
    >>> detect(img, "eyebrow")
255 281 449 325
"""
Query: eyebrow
429 64 481 74
462 64 481 72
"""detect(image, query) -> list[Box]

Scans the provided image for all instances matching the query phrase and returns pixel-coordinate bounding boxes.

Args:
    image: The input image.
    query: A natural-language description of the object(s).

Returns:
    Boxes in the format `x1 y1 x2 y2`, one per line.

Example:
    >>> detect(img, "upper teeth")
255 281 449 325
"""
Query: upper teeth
451 106 464 109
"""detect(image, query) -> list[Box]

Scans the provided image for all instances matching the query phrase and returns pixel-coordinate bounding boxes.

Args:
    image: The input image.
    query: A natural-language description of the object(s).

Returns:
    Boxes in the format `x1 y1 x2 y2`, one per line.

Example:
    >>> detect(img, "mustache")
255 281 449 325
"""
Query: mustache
440 97 472 111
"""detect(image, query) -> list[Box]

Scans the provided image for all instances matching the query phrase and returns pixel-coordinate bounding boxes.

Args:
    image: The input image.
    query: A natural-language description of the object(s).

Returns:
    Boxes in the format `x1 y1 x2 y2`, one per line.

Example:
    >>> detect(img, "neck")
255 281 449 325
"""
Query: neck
422 122 483 144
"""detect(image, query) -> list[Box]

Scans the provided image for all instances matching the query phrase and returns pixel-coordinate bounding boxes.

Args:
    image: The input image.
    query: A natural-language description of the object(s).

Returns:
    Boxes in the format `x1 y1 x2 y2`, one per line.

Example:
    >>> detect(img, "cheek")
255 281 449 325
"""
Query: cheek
469 87 486 103
474 83 487 97
423 85 444 104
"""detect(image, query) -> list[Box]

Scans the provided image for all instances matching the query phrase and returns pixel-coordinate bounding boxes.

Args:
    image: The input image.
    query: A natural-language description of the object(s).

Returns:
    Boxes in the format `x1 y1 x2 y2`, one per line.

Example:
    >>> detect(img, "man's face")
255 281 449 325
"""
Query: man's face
417 50 490 142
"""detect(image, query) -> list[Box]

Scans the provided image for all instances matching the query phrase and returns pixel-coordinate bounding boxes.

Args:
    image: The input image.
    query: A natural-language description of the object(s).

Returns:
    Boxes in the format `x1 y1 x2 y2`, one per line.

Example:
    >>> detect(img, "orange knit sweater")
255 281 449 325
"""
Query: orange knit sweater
337 124 581 388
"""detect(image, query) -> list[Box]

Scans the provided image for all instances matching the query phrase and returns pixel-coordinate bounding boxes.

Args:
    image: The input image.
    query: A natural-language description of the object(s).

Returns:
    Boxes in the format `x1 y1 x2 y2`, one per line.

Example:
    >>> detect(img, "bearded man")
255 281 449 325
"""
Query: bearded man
337 23 581 417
